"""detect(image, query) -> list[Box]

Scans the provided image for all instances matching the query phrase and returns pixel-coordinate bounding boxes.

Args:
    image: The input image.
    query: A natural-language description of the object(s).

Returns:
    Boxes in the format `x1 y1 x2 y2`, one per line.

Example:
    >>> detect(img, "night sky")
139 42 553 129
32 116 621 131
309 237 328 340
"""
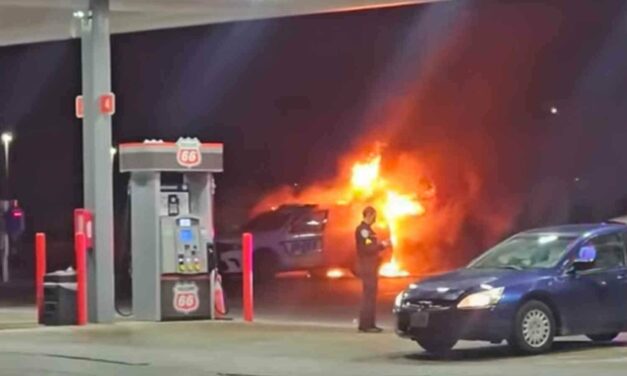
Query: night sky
2 0 627 262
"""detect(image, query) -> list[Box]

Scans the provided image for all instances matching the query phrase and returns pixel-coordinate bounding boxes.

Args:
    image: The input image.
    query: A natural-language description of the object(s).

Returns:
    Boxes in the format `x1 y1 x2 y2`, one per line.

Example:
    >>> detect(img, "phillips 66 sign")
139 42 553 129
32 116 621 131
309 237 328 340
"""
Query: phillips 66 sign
172 282 200 314
176 138 202 168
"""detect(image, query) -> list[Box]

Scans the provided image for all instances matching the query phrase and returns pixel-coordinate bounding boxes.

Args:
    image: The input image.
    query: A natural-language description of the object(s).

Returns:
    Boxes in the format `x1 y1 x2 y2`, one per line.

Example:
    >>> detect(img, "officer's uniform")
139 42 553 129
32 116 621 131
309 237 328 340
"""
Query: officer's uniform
355 221 385 330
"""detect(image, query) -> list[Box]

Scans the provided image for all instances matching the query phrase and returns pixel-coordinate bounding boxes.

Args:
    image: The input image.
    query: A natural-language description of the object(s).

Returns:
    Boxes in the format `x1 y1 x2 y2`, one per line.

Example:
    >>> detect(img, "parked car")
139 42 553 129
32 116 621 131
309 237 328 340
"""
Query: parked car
394 223 627 354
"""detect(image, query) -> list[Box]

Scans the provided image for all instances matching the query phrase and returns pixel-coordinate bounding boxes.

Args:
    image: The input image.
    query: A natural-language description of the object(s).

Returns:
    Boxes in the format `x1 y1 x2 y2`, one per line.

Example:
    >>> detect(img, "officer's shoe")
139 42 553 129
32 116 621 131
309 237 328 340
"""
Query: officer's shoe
358 327 383 333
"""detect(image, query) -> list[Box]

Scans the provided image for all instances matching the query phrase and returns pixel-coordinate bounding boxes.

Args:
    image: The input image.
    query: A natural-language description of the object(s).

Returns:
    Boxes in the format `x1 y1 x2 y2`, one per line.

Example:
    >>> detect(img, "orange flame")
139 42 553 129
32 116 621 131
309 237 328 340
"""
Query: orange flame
350 155 381 197
383 191 425 219
252 143 433 279
326 268 347 279
379 257 410 278
345 150 424 277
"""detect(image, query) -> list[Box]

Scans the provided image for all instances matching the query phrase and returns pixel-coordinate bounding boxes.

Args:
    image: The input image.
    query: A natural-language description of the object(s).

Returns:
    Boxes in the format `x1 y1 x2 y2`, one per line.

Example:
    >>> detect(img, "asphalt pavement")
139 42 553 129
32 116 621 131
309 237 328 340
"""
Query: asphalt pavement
0 275 626 375
0 319 626 376
222 272 411 327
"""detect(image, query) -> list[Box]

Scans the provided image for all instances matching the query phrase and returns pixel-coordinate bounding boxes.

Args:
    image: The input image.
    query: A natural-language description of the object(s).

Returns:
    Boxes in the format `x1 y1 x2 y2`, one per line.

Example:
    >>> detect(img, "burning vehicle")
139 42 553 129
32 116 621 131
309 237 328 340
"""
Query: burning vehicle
216 204 331 279
218 145 436 279
216 203 390 279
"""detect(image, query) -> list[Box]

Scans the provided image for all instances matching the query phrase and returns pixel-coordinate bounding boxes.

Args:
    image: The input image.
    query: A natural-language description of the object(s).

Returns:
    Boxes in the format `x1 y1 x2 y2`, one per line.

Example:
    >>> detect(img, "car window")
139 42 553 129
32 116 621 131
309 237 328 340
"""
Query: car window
469 234 576 270
289 210 328 234
243 211 290 232
586 233 627 270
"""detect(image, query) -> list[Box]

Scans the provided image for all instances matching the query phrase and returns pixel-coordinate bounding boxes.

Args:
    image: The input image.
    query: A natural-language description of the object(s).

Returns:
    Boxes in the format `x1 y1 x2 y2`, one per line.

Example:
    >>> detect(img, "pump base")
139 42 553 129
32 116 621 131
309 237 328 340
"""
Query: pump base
160 274 212 321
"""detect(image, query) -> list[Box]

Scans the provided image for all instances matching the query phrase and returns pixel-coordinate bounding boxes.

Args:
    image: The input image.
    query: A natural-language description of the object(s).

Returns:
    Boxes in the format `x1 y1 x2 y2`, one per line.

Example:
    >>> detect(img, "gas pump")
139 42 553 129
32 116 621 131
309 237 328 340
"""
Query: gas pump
119 138 223 321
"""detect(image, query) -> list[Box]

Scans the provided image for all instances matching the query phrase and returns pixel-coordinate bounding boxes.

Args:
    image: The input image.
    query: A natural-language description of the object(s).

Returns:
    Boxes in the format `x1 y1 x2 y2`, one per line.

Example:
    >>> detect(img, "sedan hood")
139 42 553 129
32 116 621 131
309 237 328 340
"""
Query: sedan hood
406 268 546 301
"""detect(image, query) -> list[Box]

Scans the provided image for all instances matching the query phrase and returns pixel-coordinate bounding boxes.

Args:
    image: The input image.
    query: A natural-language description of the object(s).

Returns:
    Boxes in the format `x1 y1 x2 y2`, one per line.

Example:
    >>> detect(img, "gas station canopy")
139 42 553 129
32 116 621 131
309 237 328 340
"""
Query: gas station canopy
0 0 445 323
0 0 444 46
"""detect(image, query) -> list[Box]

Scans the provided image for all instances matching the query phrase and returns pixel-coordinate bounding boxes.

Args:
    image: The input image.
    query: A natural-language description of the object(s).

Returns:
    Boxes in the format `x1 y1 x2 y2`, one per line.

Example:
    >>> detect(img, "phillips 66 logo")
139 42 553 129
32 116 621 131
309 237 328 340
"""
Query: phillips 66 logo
173 282 200 314
176 138 202 168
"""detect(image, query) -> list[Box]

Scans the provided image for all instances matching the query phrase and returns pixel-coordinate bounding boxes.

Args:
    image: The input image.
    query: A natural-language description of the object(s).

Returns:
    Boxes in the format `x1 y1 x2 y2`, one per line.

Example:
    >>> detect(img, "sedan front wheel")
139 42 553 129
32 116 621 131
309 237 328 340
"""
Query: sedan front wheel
509 300 556 354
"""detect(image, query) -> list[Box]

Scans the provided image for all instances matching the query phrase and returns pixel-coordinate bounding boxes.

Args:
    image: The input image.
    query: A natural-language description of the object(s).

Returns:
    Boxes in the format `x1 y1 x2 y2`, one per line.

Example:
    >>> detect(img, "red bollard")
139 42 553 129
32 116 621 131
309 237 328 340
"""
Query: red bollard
35 233 47 324
242 232 254 322
75 232 87 326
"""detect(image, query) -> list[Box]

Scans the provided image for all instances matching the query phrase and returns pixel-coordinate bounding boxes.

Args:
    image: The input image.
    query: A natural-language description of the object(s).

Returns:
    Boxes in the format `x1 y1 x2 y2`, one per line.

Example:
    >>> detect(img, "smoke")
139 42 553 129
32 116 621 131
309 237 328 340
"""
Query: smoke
249 139 522 274
246 2 578 273
342 2 567 270
378 145 522 273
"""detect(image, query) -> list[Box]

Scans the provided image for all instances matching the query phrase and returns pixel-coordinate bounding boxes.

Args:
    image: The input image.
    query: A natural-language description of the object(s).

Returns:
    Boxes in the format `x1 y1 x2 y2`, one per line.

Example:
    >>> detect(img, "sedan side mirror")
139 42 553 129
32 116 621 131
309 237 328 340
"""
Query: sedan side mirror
569 245 597 273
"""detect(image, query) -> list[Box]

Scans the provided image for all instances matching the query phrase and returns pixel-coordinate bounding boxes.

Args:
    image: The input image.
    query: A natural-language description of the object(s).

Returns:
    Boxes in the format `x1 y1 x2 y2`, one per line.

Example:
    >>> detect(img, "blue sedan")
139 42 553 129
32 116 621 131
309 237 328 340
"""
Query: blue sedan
394 223 627 354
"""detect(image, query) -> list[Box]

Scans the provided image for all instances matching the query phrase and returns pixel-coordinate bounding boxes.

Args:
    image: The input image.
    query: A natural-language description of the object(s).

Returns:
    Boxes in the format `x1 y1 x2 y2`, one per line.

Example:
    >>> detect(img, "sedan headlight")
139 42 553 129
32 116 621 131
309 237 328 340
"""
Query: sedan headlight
394 291 406 309
457 287 504 309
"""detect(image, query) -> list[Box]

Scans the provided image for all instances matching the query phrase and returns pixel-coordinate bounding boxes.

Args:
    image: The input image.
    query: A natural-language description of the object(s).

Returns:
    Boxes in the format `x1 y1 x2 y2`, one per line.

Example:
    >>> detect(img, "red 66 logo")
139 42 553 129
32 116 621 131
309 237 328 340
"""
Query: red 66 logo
172 282 200 314
176 138 202 168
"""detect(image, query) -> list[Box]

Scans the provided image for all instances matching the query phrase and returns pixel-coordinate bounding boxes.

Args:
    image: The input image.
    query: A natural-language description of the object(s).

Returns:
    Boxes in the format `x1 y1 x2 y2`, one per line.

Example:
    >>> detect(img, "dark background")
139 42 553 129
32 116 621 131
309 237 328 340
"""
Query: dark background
2 0 627 272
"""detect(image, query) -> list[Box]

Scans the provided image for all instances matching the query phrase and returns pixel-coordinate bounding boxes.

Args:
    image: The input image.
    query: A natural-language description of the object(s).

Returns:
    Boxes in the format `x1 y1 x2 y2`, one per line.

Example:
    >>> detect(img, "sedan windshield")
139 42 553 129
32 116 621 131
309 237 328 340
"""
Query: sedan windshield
469 234 577 270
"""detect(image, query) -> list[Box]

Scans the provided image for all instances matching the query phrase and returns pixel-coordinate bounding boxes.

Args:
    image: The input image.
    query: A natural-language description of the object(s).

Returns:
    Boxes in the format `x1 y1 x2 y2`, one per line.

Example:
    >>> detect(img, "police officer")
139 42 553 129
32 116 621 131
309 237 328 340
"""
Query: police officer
355 206 390 333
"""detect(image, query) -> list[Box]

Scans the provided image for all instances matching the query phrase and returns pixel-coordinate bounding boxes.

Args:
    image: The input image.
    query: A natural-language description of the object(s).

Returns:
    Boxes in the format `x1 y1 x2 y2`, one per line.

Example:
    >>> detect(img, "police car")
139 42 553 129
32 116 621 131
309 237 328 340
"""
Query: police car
217 204 368 280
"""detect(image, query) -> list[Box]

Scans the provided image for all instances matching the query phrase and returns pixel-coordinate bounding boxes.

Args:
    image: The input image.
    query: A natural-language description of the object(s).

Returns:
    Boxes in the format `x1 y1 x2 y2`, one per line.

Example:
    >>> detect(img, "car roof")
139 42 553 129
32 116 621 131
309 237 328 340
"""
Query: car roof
276 204 318 212
520 223 627 238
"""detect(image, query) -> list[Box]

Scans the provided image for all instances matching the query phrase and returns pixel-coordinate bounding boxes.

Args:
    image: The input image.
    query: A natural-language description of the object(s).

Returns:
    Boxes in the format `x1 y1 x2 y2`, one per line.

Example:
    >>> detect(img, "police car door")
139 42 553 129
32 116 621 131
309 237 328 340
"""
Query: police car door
284 210 328 257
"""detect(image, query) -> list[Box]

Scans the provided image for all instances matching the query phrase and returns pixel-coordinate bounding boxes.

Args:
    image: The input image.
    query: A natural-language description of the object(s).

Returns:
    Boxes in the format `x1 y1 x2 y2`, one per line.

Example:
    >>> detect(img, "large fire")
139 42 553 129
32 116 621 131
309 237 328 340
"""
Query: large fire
251 144 436 278
345 152 424 277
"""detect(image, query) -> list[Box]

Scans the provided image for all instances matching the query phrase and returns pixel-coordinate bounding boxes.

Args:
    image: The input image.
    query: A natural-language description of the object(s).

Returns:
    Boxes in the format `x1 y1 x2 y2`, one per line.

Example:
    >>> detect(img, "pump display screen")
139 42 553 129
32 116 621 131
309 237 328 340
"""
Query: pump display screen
179 218 192 227
179 228 194 243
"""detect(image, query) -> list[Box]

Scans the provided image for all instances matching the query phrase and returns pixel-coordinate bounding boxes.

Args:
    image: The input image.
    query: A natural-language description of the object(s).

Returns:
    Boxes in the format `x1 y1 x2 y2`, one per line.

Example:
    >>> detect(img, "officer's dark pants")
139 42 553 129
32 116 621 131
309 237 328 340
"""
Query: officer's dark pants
358 257 379 329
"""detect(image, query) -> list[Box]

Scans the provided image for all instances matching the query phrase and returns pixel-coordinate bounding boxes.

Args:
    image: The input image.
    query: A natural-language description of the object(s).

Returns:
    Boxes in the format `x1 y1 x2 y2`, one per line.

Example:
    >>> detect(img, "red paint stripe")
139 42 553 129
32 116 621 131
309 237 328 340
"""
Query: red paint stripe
201 143 224 148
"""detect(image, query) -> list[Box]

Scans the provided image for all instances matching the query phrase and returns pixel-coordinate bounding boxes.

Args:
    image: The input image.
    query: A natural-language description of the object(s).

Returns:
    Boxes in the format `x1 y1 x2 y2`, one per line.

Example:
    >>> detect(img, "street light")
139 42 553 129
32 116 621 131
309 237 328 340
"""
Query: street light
1 132 13 178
